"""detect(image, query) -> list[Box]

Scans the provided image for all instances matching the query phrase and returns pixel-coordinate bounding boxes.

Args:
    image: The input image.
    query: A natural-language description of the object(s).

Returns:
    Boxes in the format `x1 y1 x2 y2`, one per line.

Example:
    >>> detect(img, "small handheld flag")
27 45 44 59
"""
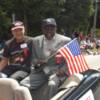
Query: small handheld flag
58 38 89 75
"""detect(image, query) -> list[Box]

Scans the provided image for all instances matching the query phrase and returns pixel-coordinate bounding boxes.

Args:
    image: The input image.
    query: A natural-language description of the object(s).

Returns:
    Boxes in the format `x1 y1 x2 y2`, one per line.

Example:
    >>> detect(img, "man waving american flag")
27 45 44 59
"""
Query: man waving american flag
58 38 89 75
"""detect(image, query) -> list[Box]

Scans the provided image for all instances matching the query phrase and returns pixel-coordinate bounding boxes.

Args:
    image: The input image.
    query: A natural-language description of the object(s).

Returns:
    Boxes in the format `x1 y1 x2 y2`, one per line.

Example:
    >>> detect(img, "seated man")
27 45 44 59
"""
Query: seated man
21 18 71 99
0 21 34 82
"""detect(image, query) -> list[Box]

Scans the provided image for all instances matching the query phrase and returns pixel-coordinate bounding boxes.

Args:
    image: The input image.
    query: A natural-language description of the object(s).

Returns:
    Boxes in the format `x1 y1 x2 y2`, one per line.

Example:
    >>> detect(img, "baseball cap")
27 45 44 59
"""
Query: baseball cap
11 21 24 31
42 18 57 27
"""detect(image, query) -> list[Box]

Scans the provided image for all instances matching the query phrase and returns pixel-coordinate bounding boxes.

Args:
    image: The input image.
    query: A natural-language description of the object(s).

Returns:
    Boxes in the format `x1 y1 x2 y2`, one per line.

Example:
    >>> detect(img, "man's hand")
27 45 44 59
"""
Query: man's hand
56 68 66 77
34 59 47 69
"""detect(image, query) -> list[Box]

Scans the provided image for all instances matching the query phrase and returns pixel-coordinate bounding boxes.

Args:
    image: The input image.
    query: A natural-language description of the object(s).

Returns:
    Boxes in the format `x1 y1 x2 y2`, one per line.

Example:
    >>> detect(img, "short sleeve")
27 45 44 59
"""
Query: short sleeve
2 43 10 58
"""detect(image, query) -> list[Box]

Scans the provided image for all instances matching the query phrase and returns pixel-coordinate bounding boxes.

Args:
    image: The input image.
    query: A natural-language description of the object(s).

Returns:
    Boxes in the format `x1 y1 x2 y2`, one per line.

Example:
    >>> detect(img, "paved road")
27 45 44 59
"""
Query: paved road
85 55 100 70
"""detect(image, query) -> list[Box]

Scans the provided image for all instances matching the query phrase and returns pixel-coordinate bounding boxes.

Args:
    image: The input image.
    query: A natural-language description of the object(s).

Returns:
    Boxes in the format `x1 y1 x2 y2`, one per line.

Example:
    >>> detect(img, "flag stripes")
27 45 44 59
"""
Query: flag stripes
58 39 89 75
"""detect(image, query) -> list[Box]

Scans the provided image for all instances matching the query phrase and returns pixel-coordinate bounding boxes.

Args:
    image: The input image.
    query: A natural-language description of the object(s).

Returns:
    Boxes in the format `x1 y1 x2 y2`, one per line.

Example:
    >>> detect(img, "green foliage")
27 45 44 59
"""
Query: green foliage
0 0 98 39
0 5 11 40
96 28 100 38
57 0 94 35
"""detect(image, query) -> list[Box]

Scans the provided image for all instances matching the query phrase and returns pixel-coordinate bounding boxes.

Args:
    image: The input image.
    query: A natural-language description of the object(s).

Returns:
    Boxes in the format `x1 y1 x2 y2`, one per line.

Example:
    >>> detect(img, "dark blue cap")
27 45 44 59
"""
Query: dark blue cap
42 18 57 27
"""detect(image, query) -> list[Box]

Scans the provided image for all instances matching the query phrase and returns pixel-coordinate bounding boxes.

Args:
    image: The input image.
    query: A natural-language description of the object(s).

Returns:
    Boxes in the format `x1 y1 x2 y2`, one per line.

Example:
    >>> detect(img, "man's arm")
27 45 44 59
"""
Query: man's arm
0 58 8 71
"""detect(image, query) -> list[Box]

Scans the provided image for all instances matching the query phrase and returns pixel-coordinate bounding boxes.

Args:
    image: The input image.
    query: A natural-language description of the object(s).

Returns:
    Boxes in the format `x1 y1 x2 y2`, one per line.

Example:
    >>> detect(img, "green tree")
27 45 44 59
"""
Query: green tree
57 0 94 36
0 4 11 40
0 0 97 39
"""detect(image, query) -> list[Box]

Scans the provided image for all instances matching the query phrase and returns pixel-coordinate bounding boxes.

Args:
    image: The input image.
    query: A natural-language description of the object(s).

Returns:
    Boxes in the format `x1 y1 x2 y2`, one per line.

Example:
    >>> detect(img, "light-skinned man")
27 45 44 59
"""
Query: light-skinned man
0 21 34 82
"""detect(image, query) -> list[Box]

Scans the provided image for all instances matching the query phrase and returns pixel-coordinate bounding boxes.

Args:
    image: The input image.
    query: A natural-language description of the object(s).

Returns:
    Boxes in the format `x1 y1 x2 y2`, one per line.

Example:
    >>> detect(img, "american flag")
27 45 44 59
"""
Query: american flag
58 38 89 75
